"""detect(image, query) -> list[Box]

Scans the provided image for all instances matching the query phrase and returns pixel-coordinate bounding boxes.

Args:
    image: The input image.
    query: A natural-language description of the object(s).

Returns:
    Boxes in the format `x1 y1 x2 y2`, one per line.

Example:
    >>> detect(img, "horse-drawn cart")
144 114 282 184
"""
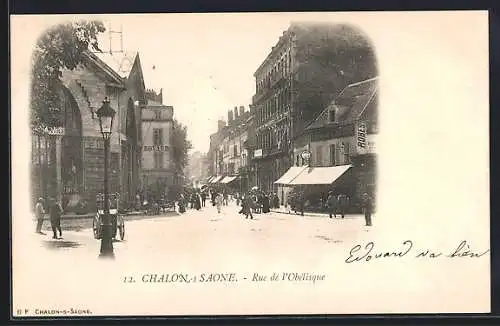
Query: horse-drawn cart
93 192 125 241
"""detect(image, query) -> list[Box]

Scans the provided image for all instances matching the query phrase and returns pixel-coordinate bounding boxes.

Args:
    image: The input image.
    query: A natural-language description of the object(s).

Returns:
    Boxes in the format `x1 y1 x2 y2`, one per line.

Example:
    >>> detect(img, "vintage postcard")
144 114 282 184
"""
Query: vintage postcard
10 11 489 317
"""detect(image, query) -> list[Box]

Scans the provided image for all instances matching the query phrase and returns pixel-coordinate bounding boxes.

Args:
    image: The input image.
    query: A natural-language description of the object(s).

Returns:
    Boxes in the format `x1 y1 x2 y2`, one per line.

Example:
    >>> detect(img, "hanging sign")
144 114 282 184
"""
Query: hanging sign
356 121 368 154
356 121 376 154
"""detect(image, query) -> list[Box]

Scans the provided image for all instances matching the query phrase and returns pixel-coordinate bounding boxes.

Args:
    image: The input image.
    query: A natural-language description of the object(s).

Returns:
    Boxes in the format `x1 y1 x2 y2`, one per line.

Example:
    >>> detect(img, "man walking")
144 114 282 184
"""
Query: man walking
242 194 254 219
49 198 63 239
362 192 373 226
326 191 337 219
35 197 46 234
201 191 207 207
337 193 349 219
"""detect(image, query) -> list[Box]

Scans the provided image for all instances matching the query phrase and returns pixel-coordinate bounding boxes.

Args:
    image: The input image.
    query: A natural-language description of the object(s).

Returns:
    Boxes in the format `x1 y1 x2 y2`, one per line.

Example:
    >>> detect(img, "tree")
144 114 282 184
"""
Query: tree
30 20 106 130
171 119 193 182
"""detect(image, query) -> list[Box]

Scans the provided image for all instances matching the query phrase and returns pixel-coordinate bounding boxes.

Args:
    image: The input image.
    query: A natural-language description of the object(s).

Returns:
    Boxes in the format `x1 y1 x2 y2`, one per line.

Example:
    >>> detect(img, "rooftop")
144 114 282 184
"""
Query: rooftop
306 76 378 130
93 51 138 79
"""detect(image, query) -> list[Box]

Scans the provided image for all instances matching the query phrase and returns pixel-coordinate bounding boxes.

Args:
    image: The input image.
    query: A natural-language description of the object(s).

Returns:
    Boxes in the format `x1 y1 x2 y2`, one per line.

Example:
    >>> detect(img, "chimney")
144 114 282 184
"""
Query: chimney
228 110 234 124
239 106 245 116
158 88 163 104
218 120 226 131
234 106 239 119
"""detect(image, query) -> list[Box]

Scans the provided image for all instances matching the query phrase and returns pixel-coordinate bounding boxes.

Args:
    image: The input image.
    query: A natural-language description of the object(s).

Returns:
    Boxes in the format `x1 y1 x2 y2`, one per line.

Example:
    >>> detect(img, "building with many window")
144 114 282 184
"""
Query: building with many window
250 22 377 192
139 89 175 201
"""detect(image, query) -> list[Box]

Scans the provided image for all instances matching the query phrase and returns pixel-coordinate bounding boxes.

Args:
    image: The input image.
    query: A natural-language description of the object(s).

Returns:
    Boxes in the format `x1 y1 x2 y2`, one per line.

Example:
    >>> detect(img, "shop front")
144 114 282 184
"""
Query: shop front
274 165 309 207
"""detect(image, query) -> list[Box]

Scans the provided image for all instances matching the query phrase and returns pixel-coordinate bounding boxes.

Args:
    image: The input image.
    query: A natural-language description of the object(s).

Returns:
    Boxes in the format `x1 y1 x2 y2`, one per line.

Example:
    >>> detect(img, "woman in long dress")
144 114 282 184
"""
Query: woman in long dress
215 193 223 214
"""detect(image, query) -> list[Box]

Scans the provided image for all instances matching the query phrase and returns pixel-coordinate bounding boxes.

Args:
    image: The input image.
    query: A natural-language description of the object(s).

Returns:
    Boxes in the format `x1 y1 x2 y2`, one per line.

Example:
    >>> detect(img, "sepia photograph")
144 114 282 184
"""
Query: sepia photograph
11 11 489 317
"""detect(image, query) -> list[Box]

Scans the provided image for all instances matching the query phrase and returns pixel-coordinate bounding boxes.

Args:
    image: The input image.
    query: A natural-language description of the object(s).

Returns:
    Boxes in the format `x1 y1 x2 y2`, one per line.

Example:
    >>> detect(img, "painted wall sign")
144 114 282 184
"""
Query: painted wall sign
34 126 66 135
143 145 169 152
356 121 367 154
356 121 376 155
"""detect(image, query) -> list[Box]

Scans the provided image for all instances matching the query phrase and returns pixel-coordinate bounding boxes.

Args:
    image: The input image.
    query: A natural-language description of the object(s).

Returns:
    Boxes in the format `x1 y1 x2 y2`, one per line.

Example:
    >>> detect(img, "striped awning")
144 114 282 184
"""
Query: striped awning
220 176 238 184
210 176 224 183
288 165 352 185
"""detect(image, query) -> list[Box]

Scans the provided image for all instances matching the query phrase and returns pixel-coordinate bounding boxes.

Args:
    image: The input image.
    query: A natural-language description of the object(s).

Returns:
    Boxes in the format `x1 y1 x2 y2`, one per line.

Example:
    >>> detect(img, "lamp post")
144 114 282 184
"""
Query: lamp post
96 97 116 259
301 150 311 166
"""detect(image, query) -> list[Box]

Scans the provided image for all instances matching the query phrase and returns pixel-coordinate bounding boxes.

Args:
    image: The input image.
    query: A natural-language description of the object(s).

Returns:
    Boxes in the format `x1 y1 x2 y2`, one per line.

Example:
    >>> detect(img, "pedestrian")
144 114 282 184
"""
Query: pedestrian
35 197 46 234
201 191 207 207
288 192 295 214
215 193 223 214
211 191 216 206
242 194 254 219
262 194 270 213
273 193 280 209
327 191 337 218
223 192 228 206
337 193 349 219
178 193 186 213
49 198 63 239
362 192 373 226
135 193 141 211
195 192 201 210
298 190 305 216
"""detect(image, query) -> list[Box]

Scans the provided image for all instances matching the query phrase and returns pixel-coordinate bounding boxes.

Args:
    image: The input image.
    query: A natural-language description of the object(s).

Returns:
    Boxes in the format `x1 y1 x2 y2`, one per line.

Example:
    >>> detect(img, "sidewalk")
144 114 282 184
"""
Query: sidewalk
42 210 147 220
270 206 353 219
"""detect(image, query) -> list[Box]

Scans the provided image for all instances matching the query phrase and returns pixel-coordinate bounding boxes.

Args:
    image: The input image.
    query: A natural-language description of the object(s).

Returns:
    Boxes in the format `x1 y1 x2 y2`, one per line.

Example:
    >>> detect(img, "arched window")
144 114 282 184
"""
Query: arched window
60 85 83 195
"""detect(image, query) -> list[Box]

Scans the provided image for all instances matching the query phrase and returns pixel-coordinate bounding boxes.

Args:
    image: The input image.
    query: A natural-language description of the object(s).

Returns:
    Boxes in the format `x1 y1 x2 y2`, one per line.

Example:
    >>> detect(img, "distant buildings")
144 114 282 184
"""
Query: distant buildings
207 106 252 191
185 150 210 188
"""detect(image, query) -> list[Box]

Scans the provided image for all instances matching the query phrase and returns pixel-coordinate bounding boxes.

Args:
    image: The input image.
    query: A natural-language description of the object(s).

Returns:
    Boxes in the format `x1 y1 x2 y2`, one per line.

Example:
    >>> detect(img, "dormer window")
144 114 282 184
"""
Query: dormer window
328 109 336 123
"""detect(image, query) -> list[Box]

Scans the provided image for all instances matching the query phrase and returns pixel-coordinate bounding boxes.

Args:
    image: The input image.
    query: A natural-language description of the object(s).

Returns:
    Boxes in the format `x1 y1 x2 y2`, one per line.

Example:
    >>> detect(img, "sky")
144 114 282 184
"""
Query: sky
93 13 301 154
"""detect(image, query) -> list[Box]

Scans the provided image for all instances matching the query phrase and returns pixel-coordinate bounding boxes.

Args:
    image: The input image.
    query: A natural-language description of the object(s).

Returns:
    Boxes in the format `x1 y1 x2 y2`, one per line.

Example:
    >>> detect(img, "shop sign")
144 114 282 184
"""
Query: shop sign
254 149 263 158
34 126 65 135
143 145 169 152
356 121 376 154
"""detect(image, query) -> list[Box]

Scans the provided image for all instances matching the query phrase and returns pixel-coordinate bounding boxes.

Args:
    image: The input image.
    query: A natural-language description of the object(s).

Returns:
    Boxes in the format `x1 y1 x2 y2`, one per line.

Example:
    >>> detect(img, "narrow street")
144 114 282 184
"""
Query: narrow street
15 202 388 315
32 202 374 262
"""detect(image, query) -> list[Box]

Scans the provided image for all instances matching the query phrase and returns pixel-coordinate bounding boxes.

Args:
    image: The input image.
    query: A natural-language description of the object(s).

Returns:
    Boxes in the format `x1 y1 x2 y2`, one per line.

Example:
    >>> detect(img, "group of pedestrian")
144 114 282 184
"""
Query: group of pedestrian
325 191 373 226
288 189 305 216
34 197 63 239
326 191 350 219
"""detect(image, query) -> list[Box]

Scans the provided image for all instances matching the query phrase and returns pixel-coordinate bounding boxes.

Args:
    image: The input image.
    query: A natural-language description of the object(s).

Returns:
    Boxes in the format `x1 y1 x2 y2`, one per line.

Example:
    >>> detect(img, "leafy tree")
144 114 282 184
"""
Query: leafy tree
30 20 106 130
172 119 193 182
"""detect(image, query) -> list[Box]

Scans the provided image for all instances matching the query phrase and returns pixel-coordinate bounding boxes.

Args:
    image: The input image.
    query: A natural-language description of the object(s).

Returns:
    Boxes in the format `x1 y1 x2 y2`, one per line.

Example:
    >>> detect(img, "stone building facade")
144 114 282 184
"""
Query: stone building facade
31 50 146 211
250 22 377 192
139 89 175 201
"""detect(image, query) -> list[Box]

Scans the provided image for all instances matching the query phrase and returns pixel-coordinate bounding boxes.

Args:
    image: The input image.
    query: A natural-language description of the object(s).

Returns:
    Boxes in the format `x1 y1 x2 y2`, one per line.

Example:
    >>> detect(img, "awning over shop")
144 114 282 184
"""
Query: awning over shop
220 176 238 184
274 166 309 185
210 176 224 183
288 165 352 185
207 176 215 183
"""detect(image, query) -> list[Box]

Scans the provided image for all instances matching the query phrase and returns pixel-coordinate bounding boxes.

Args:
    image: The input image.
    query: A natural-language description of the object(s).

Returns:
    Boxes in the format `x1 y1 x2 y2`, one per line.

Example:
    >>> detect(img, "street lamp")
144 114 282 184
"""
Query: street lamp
96 97 116 259
301 150 311 166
